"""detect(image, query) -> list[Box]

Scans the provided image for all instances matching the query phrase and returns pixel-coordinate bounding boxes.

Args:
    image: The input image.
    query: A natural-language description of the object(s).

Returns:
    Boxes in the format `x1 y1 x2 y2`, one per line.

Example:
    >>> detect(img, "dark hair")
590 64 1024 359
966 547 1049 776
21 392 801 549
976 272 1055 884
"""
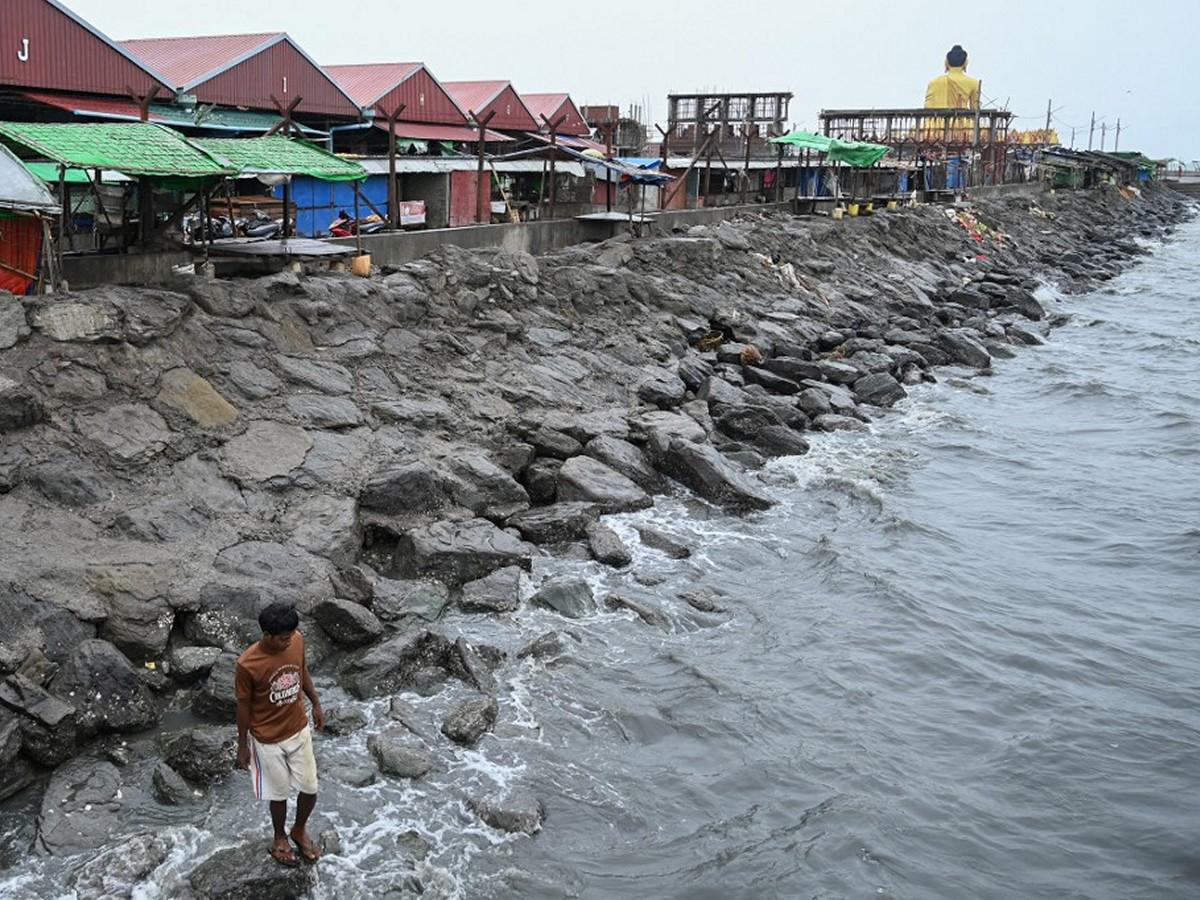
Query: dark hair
259 602 299 635
946 45 968 67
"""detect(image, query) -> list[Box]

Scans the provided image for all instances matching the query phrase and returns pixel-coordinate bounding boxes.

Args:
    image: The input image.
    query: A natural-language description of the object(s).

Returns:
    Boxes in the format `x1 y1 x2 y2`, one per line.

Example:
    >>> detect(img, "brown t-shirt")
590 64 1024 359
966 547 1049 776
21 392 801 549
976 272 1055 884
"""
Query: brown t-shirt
235 632 309 744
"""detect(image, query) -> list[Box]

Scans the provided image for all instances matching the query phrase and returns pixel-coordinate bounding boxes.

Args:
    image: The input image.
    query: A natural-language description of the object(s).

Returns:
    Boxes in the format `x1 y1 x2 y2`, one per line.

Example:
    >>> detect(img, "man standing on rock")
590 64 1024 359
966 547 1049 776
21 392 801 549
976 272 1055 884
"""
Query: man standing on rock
235 602 326 866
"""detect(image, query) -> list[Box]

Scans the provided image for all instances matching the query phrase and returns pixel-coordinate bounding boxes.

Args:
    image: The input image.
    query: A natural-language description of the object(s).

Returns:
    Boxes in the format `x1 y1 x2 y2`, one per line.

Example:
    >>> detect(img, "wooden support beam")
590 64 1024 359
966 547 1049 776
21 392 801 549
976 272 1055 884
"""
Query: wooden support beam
384 103 407 229
468 109 497 224
541 113 567 219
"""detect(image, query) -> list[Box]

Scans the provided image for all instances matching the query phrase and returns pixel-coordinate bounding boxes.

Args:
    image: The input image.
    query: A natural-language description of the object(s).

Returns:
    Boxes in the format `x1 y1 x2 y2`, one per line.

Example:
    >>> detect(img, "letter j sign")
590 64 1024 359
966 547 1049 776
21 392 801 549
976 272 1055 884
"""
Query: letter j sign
18 39 30 62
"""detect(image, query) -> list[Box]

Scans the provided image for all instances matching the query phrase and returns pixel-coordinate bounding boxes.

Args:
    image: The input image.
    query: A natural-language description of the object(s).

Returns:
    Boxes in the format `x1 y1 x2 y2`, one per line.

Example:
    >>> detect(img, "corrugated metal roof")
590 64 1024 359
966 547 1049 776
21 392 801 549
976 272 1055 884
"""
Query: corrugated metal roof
0 122 233 179
121 33 282 90
523 93 593 135
324 63 423 107
442 81 508 116
356 157 586 176
521 93 569 122
20 91 325 134
121 32 360 117
1 0 171 95
371 122 511 142
193 136 366 181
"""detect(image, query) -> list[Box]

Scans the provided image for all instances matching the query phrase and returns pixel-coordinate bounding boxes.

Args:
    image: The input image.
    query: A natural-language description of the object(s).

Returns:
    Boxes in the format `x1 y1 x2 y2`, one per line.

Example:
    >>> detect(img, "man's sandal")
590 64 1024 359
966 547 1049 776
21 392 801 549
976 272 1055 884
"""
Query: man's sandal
269 844 300 868
291 834 323 863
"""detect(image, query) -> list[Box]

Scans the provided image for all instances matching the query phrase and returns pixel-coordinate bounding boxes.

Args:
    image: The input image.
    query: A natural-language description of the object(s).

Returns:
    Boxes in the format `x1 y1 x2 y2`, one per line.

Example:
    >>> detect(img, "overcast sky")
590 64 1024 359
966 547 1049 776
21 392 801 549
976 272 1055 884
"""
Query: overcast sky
69 0 1197 159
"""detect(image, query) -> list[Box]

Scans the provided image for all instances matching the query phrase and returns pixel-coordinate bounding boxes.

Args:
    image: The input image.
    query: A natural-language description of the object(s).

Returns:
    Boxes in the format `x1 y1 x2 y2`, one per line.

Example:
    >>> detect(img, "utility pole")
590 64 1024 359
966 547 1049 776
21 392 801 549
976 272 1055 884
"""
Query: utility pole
1114 119 1121 151
1045 98 1052 134
1100 122 1107 151
1088 111 1095 150
1070 127 1076 149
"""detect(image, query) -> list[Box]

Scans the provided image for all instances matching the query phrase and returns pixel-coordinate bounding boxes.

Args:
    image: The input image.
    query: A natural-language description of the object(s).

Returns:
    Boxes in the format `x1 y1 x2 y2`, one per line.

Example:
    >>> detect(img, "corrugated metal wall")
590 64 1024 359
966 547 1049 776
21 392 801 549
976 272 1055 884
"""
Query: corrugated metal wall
482 87 537 131
374 68 467 125
195 40 358 117
0 0 166 96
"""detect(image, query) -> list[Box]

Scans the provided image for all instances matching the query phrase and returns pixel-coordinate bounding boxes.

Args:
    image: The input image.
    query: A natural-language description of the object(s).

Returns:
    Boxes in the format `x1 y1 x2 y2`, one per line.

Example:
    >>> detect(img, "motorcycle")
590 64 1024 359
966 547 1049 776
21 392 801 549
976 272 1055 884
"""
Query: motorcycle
328 211 386 237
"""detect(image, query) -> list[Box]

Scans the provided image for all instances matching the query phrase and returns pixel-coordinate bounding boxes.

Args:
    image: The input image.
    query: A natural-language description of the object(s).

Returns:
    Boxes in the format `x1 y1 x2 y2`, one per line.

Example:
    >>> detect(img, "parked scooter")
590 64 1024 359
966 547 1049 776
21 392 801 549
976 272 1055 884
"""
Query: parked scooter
328 210 386 237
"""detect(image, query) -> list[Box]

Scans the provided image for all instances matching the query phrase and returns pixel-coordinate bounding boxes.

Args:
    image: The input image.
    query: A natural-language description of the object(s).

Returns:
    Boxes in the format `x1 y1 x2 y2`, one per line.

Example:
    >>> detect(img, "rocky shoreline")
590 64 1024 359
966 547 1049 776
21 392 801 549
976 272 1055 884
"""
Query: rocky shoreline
0 184 1192 897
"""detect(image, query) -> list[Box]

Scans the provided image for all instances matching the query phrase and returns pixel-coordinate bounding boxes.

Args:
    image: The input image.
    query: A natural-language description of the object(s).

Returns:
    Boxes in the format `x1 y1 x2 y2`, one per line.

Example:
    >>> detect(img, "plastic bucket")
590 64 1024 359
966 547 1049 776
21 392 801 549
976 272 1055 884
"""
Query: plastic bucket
351 254 371 277
832 207 845 221
847 203 860 217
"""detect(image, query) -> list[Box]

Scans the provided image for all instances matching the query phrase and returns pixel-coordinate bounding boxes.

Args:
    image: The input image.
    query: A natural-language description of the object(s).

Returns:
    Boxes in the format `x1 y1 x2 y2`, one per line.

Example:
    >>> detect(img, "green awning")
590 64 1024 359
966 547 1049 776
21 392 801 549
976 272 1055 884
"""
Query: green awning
21 162 101 184
0 122 233 183
770 130 891 167
193 136 367 182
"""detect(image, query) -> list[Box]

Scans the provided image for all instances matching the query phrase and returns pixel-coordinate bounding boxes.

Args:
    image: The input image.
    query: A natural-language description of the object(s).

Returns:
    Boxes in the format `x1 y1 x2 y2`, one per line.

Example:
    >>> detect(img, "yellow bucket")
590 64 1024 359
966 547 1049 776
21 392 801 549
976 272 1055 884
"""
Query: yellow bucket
887 200 899 210
351 254 371 277
832 207 845 221
847 202 860 217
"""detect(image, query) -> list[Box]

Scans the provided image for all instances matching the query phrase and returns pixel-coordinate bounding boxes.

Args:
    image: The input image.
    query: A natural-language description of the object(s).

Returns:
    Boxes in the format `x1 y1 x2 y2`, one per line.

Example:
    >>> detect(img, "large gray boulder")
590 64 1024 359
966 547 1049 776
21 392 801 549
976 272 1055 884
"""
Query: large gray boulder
473 793 545 835
938 329 992 369
368 729 434 778
459 566 522 614
338 630 456 699
584 435 664 493
396 519 532 586
556 456 652 514
313 598 384 647
189 842 317 899
372 578 450 626
853 372 907 408
659 438 774 511
158 725 236 784
530 579 596 619
636 368 687 408
444 453 531 521
37 758 122 856
0 673 77 766
586 522 632 568
51 639 159 737
441 697 499 745
192 652 239 722
506 502 601 544
153 761 198 806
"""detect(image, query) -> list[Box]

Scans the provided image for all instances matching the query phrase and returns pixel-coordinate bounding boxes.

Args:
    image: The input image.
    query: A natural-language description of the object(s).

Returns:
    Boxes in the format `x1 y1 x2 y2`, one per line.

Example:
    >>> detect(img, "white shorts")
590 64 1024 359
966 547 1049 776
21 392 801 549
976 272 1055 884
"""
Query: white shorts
248 726 318 802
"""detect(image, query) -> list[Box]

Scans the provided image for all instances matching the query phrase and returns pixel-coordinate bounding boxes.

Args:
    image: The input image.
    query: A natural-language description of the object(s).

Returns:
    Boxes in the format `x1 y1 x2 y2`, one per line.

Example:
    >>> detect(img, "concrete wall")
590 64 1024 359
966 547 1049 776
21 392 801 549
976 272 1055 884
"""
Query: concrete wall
63 250 192 289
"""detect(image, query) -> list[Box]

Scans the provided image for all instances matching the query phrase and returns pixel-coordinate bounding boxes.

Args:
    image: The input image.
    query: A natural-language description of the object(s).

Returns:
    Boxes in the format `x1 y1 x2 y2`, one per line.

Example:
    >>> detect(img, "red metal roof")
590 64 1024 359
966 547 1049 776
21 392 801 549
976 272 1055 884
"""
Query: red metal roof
443 81 537 131
325 63 467 125
121 33 280 90
0 0 168 97
372 122 511 142
522 93 591 136
121 33 359 117
22 90 146 121
324 63 422 107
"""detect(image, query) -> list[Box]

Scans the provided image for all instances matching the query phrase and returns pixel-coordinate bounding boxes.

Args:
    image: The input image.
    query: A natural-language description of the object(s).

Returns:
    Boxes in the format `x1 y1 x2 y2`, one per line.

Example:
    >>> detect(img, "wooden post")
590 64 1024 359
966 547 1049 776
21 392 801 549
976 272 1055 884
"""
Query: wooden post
384 103 407 229
469 109 497 224
56 165 66 290
541 113 568 220
353 182 363 257
741 116 753 204
268 95 303 239
603 119 614 212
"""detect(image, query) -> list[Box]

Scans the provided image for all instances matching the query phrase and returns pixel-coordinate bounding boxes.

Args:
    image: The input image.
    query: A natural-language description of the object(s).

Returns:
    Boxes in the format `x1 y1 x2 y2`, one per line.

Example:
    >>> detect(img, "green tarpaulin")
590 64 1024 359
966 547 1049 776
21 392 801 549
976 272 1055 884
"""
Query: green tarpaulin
194 136 367 182
0 122 233 183
770 130 891 167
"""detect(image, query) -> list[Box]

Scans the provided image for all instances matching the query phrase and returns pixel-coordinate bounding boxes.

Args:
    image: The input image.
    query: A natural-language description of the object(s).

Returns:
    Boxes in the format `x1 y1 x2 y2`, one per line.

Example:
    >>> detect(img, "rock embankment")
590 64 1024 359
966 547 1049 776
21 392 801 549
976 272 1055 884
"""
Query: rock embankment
0 185 1190 882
